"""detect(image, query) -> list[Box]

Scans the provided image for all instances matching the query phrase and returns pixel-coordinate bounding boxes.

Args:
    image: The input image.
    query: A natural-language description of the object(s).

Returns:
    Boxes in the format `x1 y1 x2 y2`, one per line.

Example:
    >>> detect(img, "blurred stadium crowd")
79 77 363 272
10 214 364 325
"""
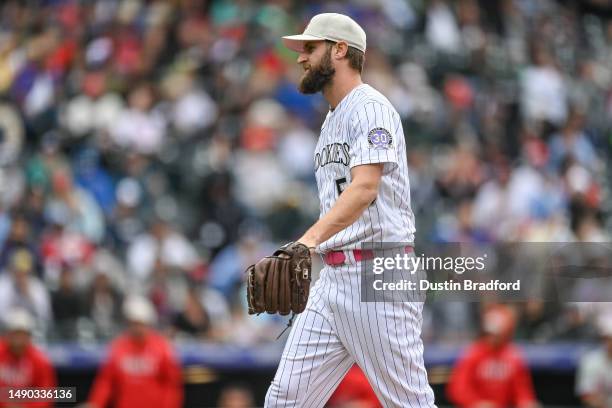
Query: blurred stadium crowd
0 0 611 350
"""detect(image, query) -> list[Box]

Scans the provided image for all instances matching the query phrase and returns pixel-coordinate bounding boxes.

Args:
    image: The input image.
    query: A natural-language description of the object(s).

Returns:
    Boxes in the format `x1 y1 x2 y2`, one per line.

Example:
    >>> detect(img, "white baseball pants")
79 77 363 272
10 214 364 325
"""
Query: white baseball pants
264 262 436 407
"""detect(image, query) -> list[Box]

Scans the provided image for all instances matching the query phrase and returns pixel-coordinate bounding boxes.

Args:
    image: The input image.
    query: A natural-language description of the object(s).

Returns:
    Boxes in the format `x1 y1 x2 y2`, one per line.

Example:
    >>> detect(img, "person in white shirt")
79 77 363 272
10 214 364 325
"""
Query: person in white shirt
576 314 612 408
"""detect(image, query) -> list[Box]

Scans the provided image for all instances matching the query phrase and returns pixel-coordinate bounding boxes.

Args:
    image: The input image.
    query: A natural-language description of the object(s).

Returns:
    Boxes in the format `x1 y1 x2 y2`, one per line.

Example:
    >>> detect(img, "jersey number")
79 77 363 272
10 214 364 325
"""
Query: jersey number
335 177 377 205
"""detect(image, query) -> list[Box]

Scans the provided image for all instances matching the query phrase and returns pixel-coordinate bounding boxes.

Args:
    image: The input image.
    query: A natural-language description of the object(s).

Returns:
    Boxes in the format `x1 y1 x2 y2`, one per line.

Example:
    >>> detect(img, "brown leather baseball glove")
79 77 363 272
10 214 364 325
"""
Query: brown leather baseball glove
246 242 312 316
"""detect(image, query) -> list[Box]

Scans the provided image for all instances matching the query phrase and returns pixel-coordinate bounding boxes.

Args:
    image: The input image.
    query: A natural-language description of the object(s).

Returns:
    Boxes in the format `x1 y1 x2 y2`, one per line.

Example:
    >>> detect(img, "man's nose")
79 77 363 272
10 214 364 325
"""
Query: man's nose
297 53 307 64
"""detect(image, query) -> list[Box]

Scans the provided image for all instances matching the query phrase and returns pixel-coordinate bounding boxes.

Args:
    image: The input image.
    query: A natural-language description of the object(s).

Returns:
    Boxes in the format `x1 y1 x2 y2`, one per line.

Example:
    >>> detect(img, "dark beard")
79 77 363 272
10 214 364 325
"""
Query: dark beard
299 50 335 94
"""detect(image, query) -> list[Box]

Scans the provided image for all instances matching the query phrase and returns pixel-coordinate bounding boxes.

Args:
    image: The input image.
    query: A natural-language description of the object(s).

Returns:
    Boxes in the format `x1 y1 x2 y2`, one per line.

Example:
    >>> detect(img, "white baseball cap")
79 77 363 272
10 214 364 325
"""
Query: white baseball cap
282 13 367 53
123 295 157 325
4 308 35 332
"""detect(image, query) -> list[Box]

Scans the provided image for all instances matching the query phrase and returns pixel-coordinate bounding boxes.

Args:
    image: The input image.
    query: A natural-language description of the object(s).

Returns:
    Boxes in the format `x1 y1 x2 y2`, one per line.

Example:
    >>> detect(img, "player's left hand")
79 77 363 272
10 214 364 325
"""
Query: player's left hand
246 241 312 316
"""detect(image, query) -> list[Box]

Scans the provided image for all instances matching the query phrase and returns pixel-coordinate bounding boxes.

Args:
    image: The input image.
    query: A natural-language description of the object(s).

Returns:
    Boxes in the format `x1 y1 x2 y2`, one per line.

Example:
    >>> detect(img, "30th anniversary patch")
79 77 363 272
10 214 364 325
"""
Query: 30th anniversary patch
367 128 393 149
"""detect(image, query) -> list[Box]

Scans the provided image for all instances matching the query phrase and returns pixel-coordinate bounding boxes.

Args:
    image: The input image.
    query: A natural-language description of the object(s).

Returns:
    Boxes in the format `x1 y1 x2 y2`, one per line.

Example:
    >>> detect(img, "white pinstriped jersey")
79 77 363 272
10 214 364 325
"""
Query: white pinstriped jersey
315 84 415 253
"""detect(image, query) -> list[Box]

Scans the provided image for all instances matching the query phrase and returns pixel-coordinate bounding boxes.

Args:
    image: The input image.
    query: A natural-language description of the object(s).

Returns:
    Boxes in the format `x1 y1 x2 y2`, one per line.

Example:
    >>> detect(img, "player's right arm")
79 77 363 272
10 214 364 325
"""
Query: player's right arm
298 163 383 249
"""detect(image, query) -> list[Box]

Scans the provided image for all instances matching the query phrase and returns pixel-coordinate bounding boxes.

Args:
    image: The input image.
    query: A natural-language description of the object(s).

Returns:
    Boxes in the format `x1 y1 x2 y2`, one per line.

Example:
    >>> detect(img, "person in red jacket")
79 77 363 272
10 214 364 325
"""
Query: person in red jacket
85 295 183 408
446 305 540 408
0 308 56 408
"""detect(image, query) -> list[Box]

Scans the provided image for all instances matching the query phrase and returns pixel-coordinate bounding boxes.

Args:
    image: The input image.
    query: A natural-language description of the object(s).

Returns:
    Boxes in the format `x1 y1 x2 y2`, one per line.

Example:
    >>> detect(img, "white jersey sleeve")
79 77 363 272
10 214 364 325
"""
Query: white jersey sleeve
349 101 400 171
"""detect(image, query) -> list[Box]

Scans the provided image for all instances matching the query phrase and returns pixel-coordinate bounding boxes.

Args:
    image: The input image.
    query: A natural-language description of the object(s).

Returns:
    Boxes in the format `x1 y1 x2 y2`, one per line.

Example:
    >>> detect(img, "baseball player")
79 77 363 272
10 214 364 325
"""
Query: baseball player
262 13 437 407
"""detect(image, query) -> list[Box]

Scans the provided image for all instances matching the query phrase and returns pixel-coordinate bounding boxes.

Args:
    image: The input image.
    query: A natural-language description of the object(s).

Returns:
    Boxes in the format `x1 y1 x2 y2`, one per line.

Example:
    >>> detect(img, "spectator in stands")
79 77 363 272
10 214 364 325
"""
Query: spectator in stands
434 143 484 202
0 164 25 213
199 281 232 341
208 223 272 301
0 308 56 408
25 130 68 193
171 285 211 339
572 209 609 242
471 158 517 240
0 214 39 276
39 221 95 284
548 109 599 174
19 189 49 246
127 218 200 284
447 305 540 408
85 296 183 408
0 249 51 336
109 82 167 155
576 314 612 408
520 44 568 126
83 272 124 341
51 267 84 341
73 147 116 216
44 168 105 244
425 0 462 53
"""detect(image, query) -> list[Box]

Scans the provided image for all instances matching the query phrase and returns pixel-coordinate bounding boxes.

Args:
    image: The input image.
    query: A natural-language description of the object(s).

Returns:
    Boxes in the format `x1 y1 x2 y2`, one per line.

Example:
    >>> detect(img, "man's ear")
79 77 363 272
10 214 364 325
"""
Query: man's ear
333 42 349 60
